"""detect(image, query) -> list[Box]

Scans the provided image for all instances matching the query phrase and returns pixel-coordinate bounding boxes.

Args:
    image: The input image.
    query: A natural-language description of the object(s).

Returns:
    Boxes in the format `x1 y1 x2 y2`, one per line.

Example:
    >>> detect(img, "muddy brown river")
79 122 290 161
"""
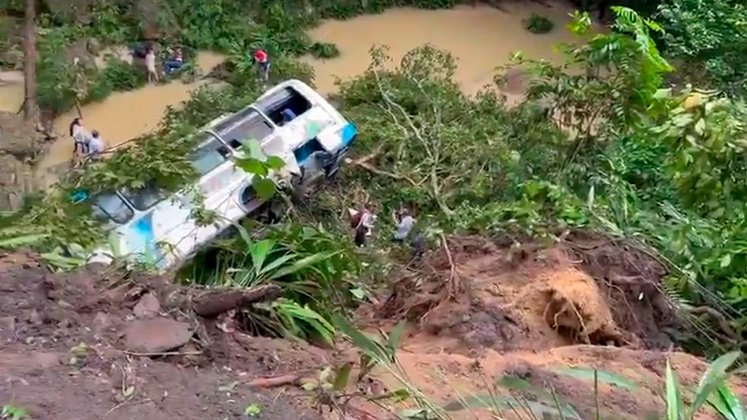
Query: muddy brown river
0 2 596 176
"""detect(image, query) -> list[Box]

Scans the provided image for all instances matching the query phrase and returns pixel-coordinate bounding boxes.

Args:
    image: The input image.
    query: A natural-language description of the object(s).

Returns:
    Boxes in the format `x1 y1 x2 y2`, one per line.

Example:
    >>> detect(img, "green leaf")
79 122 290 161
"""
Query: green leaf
268 251 338 281
0 233 49 249
244 403 262 417
388 321 406 351
690 351 741 415
237 157 268 176
266 155 286 170
245 139 266 161
332 362 352 391
252 177 276 200
556 367 638 390
368 388 411 403
665 358 685 420
332 314 391 365
249 239 275 274
720 254 733 269
707 382 746 420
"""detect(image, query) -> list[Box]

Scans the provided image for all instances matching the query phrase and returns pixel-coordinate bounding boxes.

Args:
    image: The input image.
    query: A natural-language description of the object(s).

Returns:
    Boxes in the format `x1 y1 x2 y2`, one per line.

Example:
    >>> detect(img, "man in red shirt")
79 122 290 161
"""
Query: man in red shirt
253 49 270 82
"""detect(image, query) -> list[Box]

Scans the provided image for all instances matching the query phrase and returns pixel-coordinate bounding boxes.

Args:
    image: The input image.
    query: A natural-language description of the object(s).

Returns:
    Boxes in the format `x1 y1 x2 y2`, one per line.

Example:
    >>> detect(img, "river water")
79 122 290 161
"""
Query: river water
0 2 594 175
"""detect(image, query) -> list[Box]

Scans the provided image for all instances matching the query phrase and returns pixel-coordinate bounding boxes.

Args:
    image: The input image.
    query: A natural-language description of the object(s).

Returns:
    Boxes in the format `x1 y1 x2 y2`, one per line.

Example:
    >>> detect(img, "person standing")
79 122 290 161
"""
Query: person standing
145 46 159 83
349 204 375 247
253 48 270 82
69 117 91 155
392 208 416 243
164 46 184 75
86 130 106 160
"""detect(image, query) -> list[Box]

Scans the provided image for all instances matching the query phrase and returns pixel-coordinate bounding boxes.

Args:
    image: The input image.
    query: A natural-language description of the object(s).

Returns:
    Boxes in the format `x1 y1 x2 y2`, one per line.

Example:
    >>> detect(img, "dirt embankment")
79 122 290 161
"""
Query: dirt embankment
0 253 326 420
0 234 745 419
365 233 747 419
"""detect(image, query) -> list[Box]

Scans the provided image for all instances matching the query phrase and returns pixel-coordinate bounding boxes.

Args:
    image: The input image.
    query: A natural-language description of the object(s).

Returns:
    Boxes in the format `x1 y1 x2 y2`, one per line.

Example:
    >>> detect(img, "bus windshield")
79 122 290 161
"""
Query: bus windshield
91 192 134 224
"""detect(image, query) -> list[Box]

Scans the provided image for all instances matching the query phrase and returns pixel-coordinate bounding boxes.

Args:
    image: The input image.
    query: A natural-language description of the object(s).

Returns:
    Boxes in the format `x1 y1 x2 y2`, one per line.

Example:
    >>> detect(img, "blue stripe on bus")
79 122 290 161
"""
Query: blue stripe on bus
341 123 357 146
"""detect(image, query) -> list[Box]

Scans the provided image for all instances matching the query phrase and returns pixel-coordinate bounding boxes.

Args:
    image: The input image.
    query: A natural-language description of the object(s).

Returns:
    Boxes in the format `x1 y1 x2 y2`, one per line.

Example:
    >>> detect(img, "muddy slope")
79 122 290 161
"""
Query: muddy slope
0 253 324 420
367 234 747 419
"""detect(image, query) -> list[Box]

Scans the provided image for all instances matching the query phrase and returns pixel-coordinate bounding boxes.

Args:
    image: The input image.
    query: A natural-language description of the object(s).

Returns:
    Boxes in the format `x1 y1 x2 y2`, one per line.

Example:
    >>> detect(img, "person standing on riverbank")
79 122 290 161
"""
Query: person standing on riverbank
69 117 90 155
253 48 270 82
86 130 105 160
145 46 159 83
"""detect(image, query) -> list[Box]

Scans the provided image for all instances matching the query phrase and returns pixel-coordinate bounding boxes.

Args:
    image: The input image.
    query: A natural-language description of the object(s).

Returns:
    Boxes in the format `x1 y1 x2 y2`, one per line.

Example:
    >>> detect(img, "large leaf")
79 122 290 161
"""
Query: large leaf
266 155 286 170
665 358 685 420
556 366 638 390
237 157 268 176
267 251 339 281
707 382 746 420
690 351 742 416
257 252 298 278
249 240 275 274
332 314 391 364
0 233 48 249
252 177 276 200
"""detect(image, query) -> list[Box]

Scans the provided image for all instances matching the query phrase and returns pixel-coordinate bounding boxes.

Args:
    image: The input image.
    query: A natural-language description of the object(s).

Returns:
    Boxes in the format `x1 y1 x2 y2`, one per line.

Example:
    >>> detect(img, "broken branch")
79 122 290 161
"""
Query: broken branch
247 373 304 388
191 284 283 317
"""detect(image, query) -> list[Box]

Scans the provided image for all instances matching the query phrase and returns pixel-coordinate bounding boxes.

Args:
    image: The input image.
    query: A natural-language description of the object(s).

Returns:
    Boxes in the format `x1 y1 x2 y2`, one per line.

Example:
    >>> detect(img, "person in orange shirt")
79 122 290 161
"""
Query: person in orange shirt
253 48 271 82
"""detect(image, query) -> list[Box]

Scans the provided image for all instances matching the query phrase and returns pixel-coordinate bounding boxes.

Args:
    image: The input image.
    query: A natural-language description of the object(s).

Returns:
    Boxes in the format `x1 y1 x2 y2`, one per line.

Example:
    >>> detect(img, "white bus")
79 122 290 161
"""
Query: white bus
79 79 357 269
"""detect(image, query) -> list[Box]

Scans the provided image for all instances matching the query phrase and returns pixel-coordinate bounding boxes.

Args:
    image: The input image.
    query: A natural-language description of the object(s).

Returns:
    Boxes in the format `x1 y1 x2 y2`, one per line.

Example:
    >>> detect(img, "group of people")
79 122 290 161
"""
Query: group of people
134 43 184 83
69 117 105 160
349 205 425 260
135 42 271 83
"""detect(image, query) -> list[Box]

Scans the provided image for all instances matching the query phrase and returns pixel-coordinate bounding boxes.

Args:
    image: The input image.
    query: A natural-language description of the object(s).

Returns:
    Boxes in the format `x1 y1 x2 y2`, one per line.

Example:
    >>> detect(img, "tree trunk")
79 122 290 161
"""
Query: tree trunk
22 0 38 122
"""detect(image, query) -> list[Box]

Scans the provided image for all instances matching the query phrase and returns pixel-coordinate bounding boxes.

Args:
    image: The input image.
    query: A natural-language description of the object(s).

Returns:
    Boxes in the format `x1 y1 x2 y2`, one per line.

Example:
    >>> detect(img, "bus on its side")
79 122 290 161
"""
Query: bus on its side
84 79 357 270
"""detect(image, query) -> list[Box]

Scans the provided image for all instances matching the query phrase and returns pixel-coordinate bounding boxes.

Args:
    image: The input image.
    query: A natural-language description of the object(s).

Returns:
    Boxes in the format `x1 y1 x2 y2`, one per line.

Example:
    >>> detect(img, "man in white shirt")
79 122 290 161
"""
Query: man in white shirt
87 130 106 160
145 46 158 83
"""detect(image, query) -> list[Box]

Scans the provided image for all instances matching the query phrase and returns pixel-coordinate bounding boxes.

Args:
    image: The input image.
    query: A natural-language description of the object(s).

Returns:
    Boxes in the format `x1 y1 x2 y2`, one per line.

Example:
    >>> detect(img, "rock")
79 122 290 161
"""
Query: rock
86 37 102 56
133 293 161 319
124 319 192 353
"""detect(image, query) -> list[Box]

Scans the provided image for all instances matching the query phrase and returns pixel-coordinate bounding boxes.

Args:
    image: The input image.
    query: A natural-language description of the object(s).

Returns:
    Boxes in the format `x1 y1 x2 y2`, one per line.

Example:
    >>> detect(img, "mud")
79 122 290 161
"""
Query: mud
367 234 747 419
0 253 324 420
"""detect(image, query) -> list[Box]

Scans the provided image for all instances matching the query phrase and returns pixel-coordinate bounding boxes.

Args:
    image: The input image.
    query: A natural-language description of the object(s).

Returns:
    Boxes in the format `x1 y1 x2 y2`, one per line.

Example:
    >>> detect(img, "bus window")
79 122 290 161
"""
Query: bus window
293 138 325 165
121 182 166 211
189 136 231 176
214 107 273 150
256 87 312 127
91 192 134 224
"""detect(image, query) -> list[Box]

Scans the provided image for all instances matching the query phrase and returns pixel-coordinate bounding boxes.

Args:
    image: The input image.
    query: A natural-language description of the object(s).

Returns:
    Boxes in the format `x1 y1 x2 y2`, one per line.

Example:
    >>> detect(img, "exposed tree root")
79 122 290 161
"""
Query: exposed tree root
191 284 283 318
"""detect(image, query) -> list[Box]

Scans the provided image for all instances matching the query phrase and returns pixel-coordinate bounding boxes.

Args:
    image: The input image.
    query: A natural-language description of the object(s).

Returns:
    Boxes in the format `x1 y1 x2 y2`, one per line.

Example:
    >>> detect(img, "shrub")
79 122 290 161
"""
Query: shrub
309 41 341 59
524 13 555 34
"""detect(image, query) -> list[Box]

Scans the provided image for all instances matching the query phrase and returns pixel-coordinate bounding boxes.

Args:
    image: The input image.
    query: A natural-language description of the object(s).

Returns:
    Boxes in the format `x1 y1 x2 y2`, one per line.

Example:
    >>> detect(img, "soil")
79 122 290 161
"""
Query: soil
366 233 747 419
0 252 326 420
1 234 745 420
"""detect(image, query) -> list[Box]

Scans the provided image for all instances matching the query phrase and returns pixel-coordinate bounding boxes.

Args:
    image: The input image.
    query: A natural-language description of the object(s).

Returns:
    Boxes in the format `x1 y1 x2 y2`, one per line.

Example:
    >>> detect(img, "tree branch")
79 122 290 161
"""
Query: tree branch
191 284 283 318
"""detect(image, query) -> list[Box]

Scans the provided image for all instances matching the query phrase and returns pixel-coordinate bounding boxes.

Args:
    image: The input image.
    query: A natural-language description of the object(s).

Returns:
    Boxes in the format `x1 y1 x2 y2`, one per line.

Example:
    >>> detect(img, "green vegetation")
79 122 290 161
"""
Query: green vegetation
523 13 555 34
310 41 341 59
